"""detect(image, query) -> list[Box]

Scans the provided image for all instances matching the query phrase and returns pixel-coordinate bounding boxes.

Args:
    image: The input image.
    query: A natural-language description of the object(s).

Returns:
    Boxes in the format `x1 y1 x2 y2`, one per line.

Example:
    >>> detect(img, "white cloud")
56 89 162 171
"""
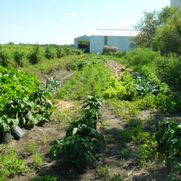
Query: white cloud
66 12 78 17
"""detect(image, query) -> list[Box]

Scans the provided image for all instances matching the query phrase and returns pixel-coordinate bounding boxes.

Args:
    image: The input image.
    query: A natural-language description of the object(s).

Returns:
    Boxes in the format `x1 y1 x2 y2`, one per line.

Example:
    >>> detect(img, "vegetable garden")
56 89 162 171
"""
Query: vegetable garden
0 18 181 180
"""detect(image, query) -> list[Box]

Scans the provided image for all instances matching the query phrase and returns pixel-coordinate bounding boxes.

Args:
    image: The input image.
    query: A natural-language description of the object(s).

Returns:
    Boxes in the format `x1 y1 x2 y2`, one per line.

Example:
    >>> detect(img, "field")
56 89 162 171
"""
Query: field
0 44 181 181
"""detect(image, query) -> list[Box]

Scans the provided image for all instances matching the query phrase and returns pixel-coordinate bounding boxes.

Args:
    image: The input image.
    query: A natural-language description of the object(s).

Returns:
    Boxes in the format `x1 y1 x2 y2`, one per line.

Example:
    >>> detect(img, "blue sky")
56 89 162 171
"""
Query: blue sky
0 0 170 44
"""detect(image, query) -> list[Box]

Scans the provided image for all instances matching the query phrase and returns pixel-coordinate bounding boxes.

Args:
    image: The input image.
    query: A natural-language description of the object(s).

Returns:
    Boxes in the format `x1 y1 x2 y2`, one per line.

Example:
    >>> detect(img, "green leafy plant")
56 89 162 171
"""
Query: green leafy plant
32 176 58 181
109 174 124 181
14 50 25 67
57 63 113 100
51 95 103 169
0 66 54 135
0 147 29 179
0 48 11 67
45 46 57 59
97 165 110 177
50 135 98 168
82 94 103 124
155 120 181 168
0 115 19 133
28 46 41 65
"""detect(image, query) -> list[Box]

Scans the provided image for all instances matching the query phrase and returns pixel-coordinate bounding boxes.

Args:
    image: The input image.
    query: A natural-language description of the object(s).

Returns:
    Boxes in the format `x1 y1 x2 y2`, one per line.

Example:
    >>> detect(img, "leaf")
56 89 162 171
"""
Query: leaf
72 128 78 136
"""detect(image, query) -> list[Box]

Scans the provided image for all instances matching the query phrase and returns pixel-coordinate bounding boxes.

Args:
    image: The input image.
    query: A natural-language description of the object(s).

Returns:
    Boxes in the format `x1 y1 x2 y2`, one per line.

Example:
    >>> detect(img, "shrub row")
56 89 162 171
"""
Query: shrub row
0 45 83 67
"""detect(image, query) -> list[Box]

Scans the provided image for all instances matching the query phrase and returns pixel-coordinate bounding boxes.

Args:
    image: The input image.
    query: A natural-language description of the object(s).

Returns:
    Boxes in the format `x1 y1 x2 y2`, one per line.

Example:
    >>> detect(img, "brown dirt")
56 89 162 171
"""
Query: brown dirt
106 60 127 78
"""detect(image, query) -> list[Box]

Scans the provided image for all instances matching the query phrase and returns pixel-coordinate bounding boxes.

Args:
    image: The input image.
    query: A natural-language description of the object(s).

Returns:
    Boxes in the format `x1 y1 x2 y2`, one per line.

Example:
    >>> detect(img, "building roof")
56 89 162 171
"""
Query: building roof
92 29 139 37
74 35 90 40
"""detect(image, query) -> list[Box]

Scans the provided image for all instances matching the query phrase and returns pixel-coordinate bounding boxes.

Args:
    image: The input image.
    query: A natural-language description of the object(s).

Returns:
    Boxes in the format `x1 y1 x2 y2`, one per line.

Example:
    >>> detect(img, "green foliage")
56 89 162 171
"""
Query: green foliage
120 119 158 165
0 44 84 69
45 77 60 94
0 66 55 134
56 46 82 58
155 120 181 167
66 56 106 71
109 174 124 181
166 162 181 181
23 142 44 168
14 50 25 67
57 62 113 100
51 135 99 168
82 94 103 122
155 55 181 90
0 115 19 133
97 165 110 177
152 10 181 55
0 147 28 179
134 7 181 55
125 48 162 68
104 71 175 112
155 120 181 180
0 48 11 67
32 153 44 168
134 11 159 48
66 62 78 71
45 46 57 59
50 95 103 169
28 46 42 65
32 176 58 181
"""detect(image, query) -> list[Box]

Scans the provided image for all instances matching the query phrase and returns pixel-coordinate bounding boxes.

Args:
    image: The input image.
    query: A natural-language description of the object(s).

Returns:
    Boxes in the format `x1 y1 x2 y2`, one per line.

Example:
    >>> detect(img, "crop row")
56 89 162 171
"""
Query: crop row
0 44 82 67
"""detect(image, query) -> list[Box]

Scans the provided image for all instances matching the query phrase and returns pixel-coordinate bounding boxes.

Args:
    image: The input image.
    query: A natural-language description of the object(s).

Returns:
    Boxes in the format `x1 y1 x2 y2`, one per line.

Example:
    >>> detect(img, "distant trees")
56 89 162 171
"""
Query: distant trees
133 7 181 56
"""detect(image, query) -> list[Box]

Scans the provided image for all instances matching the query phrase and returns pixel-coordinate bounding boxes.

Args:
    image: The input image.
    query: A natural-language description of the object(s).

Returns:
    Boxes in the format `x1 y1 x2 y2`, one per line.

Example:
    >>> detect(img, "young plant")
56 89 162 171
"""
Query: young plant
50 135 98 168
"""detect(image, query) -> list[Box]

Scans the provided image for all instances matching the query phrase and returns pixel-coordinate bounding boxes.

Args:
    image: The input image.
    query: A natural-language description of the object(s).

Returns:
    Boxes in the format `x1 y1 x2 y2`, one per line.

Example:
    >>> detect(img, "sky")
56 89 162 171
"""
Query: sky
0 0 170 45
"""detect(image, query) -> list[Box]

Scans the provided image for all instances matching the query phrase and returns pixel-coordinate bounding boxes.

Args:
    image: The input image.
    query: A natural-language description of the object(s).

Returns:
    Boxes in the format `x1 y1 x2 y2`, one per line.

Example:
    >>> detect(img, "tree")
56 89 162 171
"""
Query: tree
134 11 158 48
133 7 181 55
152 10 181 55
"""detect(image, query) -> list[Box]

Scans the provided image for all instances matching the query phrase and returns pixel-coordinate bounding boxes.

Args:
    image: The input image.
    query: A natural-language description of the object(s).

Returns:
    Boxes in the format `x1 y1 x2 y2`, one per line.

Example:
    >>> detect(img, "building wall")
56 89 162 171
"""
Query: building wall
74 36 90 49
171 0 181 8
90 35 134 53
90 36 105 53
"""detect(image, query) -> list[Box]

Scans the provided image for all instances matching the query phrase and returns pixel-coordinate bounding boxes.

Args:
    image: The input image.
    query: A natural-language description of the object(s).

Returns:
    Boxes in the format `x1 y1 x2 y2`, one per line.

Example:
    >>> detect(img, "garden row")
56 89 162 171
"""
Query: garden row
50 95 103 169
0 44 82 67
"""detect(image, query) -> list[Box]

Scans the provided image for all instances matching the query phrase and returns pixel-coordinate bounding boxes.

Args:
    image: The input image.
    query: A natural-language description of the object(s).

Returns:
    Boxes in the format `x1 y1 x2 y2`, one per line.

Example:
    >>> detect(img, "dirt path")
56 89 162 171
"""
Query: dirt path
106 60 127 78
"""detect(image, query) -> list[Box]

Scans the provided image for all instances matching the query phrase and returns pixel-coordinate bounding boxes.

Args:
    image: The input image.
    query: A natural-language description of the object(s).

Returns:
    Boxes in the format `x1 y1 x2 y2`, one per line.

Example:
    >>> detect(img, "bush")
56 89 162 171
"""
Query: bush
103 46 118 54
28 46 41 65
155 55 181 91
14 50 25 67
0 49 11 67
125 48 161 68
155 120 181 168
45 46 57 59
50 135 98 168
155 120 181 180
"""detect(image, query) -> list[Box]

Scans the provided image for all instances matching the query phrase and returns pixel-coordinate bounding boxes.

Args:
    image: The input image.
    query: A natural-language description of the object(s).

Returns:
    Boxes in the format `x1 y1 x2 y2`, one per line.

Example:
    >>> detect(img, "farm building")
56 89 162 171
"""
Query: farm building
171 0 181 8
74 29 139 53
74 35 90 53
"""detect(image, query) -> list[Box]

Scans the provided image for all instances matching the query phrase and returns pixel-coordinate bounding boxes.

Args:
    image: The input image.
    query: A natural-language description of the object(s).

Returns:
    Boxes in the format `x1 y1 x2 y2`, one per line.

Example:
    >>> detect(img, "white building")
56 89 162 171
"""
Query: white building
171 0 181 8
74 29 139 53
